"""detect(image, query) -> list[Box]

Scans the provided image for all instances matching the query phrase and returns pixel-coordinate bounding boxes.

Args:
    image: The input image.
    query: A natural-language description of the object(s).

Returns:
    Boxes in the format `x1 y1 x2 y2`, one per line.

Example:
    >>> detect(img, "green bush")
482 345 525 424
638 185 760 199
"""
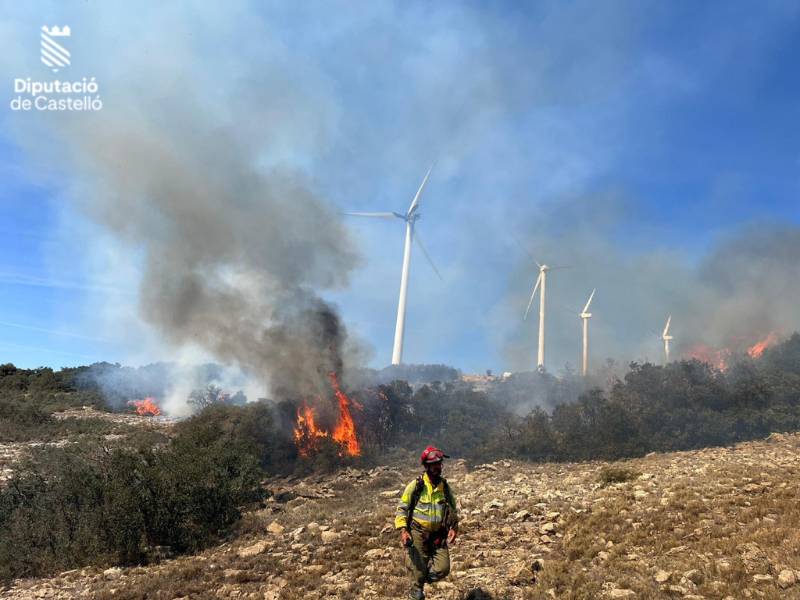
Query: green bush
597 466 640 486
174 400 297 475
0 423 264 583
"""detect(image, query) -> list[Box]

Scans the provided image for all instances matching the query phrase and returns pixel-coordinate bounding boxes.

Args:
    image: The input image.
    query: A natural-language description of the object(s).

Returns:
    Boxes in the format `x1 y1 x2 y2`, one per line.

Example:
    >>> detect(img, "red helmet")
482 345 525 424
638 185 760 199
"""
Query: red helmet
420 446 449 465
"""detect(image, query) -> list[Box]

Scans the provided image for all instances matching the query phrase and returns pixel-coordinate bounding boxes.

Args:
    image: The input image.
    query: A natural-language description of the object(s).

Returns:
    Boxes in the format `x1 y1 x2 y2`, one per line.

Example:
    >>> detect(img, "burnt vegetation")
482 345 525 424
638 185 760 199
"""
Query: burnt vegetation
1 334 800 583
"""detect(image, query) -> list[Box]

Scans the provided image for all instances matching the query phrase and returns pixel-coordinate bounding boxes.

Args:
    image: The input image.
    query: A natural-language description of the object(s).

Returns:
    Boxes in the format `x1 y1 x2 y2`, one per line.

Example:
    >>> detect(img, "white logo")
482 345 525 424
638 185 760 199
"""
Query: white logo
41 26 71 73
8 25 102 112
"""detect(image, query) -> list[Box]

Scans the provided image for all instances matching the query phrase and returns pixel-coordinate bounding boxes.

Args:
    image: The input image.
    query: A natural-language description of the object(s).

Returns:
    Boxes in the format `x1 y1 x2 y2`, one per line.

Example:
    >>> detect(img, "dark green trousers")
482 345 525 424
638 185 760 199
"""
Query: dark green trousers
406 526 450 592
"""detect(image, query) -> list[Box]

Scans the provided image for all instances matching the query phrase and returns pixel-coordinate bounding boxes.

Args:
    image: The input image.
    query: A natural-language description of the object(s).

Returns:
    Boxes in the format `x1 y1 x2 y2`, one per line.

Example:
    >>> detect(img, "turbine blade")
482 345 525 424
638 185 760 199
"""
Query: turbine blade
414 230 442 280
662 315 672 337
582 289 596 314
407 165 433 216
510 234 537 263
523 273 542 320
341 211 398 219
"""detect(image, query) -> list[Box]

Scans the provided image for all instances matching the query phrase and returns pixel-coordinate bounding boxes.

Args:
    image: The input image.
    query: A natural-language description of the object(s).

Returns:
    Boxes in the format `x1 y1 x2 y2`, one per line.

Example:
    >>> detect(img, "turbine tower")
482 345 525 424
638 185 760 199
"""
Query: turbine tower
662 315 673 364
579 289 596 377
344 166 439 365
524 263 550 370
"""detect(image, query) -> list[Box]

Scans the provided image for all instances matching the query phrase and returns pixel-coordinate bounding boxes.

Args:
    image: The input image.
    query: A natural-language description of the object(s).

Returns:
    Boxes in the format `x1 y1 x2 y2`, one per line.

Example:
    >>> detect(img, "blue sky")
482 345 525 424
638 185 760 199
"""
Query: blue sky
1 2 799 375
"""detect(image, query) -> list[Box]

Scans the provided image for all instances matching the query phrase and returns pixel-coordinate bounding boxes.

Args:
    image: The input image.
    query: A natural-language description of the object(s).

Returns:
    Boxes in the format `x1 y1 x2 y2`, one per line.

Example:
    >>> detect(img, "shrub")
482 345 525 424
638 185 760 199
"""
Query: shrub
0 424 264 582
597 466 640 486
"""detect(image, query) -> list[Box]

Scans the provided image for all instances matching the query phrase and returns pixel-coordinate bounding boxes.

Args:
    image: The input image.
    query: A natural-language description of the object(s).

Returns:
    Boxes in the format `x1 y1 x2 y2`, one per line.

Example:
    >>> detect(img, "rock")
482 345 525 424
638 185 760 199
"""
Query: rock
545 511 561 521
778 569 797 588
654 570 671 584
379 489 399 497
740 542 770 573
224 569 244 579
753 574 774 584
597 551 610 561
364 548 385 560
665 585 688 595
608 589 636 598
103 567 122 580
238 541 268 558
531 558 545 572
539 522 556 534
307 522 320 534
634 490 648 500
684 569 704 585
321 530 340 544
716 559 732 573
484 499 504 510
267 521 285 535
513 510 531 521
509 563 532 584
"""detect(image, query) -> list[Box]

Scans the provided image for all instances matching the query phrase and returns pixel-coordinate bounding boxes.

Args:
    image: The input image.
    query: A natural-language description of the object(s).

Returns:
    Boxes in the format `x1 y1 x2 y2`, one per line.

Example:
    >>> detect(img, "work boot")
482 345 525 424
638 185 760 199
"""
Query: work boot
407 587 425 600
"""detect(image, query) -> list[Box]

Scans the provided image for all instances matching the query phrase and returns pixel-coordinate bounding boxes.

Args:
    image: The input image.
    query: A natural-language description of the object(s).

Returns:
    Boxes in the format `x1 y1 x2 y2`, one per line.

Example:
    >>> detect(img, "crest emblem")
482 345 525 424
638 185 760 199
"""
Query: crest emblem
41 26 71 73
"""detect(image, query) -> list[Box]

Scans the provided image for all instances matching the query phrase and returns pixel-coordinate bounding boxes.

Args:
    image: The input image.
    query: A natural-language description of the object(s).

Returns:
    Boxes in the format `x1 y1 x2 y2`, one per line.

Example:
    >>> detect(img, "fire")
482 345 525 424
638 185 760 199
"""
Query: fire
127 397 161 416
685 344 730 371
748 332 780 358
685 332 782 369
293 373 361 458
329 372 361 457
293 402 328 458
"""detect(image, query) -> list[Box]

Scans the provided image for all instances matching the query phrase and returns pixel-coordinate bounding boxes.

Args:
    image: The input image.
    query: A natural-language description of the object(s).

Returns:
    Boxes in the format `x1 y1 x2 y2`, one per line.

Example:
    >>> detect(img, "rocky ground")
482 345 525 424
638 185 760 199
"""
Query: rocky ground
4 432 800 599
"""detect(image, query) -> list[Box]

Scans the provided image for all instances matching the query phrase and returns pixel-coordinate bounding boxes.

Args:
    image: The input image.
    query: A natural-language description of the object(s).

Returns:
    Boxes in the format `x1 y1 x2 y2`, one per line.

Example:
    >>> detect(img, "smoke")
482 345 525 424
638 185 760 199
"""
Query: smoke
498 193 800 372
74 91 363 400
3 3 373 402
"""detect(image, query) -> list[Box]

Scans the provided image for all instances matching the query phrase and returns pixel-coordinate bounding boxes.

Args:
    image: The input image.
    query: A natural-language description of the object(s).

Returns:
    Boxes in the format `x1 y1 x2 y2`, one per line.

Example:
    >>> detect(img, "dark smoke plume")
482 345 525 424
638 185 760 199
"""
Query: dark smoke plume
11 23 366 402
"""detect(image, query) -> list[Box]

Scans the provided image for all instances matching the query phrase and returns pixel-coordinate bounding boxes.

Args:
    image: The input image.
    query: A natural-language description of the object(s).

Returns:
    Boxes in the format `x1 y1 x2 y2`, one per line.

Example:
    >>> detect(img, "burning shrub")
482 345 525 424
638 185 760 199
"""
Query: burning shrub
187 384 227 412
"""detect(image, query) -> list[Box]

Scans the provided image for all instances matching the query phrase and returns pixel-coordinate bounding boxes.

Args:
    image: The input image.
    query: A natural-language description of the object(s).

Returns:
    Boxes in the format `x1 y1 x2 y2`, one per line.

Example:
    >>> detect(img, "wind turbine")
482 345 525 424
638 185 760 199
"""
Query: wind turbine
524 263 550 370
344 166 440 365
579 289 596 377
662 315 673 364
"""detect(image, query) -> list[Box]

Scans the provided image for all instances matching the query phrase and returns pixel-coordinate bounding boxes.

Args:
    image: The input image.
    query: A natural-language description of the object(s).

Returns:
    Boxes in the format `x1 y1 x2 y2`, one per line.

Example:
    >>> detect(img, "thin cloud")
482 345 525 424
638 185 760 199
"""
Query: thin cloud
0 320 110 343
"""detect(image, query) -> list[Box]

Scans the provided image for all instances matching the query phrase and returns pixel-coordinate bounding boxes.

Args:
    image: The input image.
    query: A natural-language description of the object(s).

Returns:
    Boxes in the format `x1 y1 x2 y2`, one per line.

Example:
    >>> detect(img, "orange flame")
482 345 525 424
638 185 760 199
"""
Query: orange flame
747 332 780 358
127 397 161 416
685 332 782 370
685 344 730 371
292 373 361 458
329 372 361 457
293 402 328 458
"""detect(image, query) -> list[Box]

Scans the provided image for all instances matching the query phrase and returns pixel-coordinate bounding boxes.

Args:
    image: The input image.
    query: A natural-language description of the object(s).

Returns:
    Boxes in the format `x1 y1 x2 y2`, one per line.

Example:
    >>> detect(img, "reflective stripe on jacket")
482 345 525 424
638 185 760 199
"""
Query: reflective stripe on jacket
394 472 458 532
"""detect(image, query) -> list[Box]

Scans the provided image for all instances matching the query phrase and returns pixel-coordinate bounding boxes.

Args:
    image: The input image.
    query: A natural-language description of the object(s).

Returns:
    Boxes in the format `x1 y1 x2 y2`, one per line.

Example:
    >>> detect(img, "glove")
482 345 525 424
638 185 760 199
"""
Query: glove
400 529 413 547
446 528 457 545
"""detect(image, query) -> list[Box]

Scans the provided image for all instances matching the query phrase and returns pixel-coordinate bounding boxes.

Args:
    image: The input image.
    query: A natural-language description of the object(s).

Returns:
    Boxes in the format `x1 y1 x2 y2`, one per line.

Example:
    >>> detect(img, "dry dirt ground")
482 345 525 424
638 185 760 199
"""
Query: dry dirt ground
4 432 800 599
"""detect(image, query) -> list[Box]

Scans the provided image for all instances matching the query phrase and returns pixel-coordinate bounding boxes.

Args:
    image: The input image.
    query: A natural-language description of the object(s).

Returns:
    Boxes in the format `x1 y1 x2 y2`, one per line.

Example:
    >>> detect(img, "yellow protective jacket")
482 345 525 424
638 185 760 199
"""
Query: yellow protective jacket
395 472 458 532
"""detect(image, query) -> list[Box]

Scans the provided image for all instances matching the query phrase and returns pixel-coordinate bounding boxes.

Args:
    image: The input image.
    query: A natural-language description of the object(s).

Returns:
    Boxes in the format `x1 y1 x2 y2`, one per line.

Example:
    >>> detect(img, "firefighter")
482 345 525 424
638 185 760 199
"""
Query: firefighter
395 446 459 600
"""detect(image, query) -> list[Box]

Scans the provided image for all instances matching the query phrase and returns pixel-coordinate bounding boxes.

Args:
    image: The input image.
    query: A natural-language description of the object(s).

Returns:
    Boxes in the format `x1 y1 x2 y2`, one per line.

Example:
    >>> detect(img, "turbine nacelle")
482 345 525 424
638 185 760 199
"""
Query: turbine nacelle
343 165 437 365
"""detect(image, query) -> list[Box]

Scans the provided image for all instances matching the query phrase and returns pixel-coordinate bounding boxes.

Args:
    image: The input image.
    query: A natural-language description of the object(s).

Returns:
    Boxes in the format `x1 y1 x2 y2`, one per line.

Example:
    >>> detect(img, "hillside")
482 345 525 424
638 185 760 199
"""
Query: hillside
4 432 800 599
